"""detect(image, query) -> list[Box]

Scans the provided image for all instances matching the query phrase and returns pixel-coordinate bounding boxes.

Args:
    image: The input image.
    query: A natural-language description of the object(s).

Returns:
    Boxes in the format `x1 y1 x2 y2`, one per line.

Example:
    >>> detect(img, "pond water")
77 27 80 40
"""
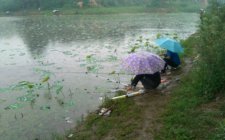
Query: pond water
0 13 199 140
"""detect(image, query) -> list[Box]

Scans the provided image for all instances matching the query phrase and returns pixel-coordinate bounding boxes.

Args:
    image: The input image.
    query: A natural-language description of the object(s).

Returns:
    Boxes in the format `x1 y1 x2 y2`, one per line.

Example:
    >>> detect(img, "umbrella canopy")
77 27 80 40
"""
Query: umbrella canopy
121 51 165 75
155 38 184 53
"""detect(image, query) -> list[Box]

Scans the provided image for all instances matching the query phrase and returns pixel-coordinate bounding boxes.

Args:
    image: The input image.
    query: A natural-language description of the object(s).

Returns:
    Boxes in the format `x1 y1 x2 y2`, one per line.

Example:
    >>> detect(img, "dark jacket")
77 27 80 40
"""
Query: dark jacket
166 50 181 66
131 72 161 90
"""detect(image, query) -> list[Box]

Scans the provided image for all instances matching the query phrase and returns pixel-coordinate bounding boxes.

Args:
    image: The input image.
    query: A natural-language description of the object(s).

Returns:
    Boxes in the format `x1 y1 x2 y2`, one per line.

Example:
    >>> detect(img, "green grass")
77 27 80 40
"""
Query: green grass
157 78 225 140
67 91 143 140
0 5 200 17
57 31 225 140
71 6 146 15
0 6 148 16
156 33 225 140
146 1 202 13
64 33 225 140
156 4 225 139
180 33 200 58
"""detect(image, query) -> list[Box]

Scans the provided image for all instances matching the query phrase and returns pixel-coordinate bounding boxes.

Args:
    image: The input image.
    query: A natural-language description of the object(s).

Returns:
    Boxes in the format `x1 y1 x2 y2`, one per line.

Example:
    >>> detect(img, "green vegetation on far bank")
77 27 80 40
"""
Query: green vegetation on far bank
1 6 148 16
0 0 208 16
0 6 201 16
71 6 146 15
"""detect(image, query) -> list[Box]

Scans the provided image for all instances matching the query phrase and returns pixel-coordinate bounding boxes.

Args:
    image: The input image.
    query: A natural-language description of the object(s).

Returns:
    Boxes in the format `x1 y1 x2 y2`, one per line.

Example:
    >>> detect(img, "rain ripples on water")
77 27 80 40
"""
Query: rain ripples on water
0 13 199 140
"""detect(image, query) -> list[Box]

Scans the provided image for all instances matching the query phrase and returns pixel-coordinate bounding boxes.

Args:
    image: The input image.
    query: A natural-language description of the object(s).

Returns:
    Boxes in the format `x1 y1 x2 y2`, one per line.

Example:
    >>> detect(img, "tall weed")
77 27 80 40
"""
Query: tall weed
194 1 225 99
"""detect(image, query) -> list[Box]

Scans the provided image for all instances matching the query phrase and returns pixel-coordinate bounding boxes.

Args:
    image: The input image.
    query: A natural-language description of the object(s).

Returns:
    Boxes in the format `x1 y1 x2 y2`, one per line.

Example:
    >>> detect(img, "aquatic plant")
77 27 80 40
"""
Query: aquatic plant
128 36 163 54
1 70 66 111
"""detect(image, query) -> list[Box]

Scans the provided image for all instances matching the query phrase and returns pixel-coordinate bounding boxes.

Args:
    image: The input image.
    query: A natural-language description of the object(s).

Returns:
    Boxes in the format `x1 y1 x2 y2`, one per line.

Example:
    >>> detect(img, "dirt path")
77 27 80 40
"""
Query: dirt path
132 58 193 140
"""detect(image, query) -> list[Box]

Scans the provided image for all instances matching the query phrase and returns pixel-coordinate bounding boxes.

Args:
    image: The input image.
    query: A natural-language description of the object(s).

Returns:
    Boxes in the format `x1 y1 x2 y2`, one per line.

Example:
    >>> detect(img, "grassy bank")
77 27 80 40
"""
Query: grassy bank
157 2 225 138
60 3 224 139
67 33 225 140
0 6 148 16
71 6 146 15
0 5 201 16
66 92 144 140
63 36 195 140
59 35 197 140
156 34 225 140
65 30 224 140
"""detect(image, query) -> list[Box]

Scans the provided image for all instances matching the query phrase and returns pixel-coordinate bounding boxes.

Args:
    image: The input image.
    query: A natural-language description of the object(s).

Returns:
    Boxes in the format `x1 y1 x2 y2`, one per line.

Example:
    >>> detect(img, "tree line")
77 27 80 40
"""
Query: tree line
0 0 207 12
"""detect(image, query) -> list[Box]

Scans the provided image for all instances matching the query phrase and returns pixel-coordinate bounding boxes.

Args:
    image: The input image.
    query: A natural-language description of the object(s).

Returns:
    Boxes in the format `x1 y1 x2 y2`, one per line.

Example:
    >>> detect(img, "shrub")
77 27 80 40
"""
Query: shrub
193 1 225 99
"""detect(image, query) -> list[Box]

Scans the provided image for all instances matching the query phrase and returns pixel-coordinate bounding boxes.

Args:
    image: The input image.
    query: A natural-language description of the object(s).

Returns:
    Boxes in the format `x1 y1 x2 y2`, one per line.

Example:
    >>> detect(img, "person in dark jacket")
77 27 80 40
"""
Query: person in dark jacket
130 72 161 92
162 50 181 73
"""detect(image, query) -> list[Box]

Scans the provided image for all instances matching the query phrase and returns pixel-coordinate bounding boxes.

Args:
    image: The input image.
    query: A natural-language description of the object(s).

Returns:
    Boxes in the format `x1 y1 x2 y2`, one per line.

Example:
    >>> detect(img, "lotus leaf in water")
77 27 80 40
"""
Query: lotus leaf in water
17 94 37 102
4 103 24 110
40 105 51 110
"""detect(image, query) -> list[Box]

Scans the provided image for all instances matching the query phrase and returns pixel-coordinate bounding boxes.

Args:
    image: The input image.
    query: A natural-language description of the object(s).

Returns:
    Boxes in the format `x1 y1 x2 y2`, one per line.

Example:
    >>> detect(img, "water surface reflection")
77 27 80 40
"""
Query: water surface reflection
0 13 199 140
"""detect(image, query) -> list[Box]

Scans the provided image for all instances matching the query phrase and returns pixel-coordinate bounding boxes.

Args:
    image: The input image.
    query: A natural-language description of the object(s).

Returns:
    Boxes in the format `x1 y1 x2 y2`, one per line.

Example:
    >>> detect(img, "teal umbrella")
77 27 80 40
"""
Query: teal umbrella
155 38 184 53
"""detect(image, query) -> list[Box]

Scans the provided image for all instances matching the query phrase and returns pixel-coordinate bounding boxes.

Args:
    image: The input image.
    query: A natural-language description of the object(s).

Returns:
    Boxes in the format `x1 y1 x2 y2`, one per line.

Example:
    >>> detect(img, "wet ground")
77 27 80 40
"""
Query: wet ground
131 58 193 140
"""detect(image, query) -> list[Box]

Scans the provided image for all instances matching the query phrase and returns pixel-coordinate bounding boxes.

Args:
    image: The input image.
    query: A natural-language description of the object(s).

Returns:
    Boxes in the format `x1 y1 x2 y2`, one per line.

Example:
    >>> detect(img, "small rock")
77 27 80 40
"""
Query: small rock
166 72 171 75
175 77 180 82
68 133 73 138
98 108 111 116
216 97 220 101
52 10 60 15
99 97 104 101
65 117 73 124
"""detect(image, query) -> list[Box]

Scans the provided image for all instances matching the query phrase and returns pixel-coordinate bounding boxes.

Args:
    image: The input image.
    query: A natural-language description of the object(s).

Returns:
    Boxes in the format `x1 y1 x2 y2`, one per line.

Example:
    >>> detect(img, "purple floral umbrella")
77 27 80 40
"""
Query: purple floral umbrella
121 51 165 75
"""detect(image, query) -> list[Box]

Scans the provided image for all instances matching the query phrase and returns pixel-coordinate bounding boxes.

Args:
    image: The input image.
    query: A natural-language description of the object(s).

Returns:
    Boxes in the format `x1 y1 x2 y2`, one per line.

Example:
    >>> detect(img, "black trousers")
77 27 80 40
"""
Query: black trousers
131 73 161 90
163 58 179 71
